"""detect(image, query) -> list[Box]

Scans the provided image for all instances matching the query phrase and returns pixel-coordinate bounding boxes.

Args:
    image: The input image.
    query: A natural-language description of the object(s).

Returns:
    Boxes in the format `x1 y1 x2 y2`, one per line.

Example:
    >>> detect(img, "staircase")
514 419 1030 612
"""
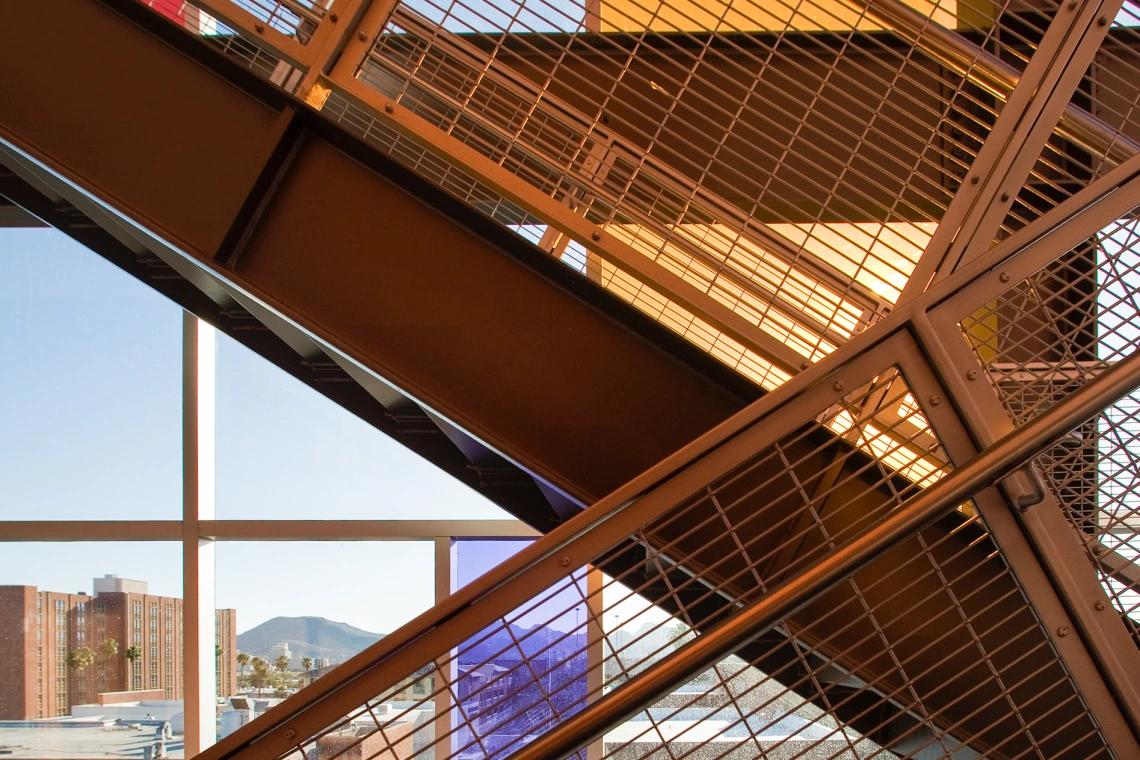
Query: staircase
3 0 1140 758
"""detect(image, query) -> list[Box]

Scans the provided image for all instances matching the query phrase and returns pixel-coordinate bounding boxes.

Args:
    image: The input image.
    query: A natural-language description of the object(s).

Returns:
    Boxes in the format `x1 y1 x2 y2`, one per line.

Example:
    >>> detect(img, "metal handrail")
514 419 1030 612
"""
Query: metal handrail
504 340 1140 760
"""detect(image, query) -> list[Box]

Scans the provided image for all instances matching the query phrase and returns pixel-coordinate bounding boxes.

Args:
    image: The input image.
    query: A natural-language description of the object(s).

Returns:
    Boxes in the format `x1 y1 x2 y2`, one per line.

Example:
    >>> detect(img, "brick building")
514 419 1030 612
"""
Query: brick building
0 576 237 720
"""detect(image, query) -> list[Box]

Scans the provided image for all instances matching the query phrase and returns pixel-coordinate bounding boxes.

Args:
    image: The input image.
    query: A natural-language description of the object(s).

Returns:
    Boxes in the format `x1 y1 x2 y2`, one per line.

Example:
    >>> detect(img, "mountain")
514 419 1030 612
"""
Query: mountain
237 616 383 664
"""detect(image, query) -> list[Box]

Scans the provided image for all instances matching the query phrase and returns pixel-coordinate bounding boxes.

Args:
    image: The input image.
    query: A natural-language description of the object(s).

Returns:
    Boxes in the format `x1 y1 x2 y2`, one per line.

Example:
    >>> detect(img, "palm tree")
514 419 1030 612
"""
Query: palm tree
236 652 250 686
251 657 270 690
274 654 290 685
124 646 142 690
67 647 96 671
98 637 119 660
301 657 313 673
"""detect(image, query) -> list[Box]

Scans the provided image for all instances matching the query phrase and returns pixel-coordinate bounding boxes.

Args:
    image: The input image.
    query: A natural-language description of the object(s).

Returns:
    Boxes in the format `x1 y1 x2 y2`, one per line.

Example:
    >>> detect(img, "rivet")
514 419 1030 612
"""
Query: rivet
833 380 845 392
591 231 601 241
1057 625 1069 637
255 22 265 33
384 102 394 114
970 175 980 185
358 30 368 41
1000 191 1010 202
559 556 571 567
800 361 811 370
1099 15 1108 25
1095 600 1106 611
1069 0 1077 7
999 271 1010 282
329 11 338 21
283 729 296 740
930 394 941 406
967 369 979 381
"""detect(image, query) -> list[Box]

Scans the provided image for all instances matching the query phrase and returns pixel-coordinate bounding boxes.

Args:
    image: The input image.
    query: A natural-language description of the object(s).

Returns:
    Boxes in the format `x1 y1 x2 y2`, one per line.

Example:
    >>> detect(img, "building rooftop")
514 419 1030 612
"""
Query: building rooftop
0 720 183 758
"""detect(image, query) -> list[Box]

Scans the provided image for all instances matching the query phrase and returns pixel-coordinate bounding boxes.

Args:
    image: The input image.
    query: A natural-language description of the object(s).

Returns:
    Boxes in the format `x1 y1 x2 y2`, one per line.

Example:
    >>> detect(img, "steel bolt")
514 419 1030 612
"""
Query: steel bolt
800 361 810 370
930 394 941 406
559 555 571 567
1095 600 1106 611
255 22 265 33
999 271 1010 282
1069 0 1077 7
1000 191 1010 202
970 175 980 185
591 231 601 241
283 729 296 740
967 369 978 381
359 30 368 41
833 380 845 392
1099 15 1108 25
384 102 394 114
1057 625 1069 637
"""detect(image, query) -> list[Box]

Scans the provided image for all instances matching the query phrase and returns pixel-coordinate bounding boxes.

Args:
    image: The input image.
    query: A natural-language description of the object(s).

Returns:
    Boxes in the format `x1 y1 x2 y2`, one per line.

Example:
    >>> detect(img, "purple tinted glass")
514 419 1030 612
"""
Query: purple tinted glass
453 541 588 760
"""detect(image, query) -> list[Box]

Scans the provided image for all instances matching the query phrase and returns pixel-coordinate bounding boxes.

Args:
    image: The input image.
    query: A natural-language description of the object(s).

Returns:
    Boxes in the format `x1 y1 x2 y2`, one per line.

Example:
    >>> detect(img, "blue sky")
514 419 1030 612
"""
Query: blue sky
0 227 512 635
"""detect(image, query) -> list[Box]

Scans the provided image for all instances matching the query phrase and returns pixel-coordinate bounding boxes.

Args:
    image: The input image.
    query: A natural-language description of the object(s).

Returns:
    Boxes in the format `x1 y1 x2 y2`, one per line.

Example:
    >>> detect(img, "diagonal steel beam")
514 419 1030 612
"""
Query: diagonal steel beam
503 343 1140 760
900 0 1125 300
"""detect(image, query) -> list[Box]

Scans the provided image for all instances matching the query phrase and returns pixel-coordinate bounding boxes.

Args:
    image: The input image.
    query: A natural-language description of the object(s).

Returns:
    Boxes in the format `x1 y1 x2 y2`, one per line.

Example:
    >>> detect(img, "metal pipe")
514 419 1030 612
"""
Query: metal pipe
859 0 1138 166
504 344 1140 760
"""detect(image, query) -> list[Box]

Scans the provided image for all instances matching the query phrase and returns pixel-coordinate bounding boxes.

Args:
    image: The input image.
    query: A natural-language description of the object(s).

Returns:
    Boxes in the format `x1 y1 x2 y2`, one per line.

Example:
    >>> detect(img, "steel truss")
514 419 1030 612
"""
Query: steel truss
6 0 1140 758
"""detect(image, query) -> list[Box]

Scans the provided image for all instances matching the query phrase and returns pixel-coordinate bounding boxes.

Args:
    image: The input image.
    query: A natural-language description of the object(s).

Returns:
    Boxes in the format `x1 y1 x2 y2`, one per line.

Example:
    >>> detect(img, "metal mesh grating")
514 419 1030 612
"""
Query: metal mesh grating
141 0 290 80
347 0 1021 357
259 369 1114 760
960 214 1140 649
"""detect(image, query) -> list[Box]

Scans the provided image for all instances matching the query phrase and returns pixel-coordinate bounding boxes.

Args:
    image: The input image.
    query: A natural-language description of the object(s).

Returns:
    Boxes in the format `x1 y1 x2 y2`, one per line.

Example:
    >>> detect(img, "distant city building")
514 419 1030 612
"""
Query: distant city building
92 574 150 596
268 642 292 665
216 609 238 698
0 577 237 720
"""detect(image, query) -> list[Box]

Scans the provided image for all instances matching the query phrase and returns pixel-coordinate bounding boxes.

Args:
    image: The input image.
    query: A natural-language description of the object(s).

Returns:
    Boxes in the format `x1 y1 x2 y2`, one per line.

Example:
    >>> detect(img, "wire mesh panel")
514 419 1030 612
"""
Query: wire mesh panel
241 364 1124 760
341 0 1031 367
140 1 293 79
597 508 1113 759
959 214 1140 650
1000 0 1140 239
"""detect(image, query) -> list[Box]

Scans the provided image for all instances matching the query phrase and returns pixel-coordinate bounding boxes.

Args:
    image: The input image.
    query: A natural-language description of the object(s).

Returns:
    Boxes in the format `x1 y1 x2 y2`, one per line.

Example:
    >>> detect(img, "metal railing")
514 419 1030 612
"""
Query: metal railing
133 0 1140 394
185 148 1140 760
118 1 1140 758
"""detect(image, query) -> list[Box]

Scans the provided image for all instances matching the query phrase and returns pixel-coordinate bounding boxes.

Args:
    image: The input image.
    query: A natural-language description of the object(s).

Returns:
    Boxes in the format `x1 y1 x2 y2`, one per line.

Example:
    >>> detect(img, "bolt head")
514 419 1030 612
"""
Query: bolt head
1057 625 1069 637
930 394 941 406
999 271 1010 282
967 369 979 381
970 175 980 185
1068 0 1077 7
591 231 601 241
800 361 810 370
833 380 845 392
255 22 265 33
1095 600 1106 611
1000 191 1010 202
559 556 570 567
358 30 368 41
283 729 296 740
1099 15 1108 24
329 11 338 21
384 102 394 114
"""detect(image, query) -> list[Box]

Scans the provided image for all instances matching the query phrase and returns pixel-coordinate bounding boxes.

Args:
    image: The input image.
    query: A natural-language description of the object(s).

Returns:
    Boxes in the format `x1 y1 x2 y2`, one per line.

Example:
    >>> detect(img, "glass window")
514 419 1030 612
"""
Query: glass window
0 542 182 757
452 540 590 759
214 333 512 520
214 539 434 740
0 228 181 520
